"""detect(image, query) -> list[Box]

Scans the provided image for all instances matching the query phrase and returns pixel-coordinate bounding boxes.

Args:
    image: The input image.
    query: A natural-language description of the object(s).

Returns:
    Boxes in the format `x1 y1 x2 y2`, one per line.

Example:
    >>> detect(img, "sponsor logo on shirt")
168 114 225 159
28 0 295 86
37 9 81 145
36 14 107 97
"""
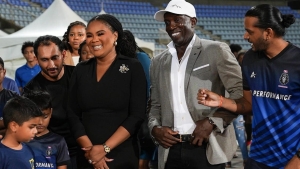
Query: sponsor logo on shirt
252 90 292 100
36 162 54 168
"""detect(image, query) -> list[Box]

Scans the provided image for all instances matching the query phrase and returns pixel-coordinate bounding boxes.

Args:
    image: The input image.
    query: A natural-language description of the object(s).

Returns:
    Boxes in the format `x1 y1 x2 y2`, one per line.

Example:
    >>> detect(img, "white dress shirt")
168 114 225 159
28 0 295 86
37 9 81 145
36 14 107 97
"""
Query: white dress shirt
168 34 196 135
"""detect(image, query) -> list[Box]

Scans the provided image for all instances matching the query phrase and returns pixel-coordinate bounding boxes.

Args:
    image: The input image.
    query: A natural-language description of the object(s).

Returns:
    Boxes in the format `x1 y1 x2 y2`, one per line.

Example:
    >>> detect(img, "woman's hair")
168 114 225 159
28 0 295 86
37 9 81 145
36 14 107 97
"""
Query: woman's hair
120 30 148 58
62 21 86 53
245 4 295 37
88 14 124 54
78 40 86 62
120 30 137 58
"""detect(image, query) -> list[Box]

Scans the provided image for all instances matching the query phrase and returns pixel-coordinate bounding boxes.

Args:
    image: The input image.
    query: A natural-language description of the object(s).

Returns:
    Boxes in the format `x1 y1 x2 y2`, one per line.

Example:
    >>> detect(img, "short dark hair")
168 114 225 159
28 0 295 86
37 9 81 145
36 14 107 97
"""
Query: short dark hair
3 96 43 128
245 4 295 37
229 44 242 53
62 21 86 53
33 35 65 57
23 90 52 110
78 40 86 62
21 41 34 54
88 14 124 54
0 56 4 68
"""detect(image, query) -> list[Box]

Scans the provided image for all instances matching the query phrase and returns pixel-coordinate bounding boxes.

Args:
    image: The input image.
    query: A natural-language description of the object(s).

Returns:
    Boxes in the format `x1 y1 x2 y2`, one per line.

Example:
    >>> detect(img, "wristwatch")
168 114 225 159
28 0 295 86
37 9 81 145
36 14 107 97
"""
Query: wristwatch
103 143 111 154
296 150 300 158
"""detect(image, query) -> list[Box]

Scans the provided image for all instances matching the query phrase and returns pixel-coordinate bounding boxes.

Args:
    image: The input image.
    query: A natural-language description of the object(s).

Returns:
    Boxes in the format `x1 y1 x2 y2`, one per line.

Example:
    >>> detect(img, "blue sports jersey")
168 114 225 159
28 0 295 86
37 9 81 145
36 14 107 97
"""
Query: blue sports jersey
242 43 300 168
26 131 70 169
0 142 35 169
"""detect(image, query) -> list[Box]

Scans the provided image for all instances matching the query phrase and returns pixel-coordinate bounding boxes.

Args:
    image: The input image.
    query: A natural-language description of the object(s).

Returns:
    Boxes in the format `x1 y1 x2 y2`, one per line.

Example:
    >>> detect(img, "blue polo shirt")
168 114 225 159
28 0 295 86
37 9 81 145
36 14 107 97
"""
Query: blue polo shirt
15 64 41 88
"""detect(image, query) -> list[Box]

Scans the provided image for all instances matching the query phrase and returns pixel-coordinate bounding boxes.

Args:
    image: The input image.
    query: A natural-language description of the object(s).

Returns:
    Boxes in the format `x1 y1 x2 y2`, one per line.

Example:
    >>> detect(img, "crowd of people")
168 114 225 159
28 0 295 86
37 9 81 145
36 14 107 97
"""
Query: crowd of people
0 0 300 169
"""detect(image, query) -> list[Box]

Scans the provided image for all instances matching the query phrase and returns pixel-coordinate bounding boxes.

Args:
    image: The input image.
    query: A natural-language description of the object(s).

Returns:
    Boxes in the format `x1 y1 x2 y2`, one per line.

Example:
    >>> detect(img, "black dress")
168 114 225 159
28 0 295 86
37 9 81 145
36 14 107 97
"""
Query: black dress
68 55 147 169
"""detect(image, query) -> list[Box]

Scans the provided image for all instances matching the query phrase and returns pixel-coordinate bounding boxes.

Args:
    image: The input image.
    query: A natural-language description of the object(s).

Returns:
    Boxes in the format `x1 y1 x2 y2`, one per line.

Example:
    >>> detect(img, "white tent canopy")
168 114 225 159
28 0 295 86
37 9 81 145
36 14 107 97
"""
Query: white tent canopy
0 30 8 37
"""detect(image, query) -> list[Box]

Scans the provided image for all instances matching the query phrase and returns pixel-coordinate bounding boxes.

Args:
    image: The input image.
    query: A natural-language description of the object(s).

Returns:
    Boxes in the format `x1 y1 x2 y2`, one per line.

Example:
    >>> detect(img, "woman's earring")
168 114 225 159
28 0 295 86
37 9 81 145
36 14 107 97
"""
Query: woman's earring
114 41 117 46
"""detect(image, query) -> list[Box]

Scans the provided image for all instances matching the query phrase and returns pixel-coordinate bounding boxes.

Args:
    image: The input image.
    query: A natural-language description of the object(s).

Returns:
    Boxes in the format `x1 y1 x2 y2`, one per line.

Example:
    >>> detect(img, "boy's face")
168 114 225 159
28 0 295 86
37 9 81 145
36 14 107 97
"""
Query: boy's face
15 117 41 142
0 65 6 84
23 46 36 62
37 108 52 135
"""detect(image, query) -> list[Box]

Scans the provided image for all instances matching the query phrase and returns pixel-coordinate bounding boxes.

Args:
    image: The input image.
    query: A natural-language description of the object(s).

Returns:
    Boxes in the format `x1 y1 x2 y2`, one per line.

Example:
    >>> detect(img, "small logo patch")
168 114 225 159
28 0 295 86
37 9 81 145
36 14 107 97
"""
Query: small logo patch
250 71 256 78
279 70 289 86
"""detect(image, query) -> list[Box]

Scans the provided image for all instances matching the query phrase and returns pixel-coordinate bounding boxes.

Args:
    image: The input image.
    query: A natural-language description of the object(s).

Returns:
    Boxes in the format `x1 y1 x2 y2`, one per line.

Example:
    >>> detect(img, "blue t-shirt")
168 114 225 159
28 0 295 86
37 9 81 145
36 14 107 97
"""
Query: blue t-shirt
26 131 70 169
3 77 20 95
15 64 41 88
242 43 300 168
137 52 151 98
0 142 35 169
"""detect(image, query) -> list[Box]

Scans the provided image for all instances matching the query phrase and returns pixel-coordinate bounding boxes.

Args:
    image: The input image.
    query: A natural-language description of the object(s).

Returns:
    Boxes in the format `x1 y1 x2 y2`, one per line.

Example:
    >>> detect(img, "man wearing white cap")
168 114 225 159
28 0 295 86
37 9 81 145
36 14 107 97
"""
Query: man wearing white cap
148 0 243 168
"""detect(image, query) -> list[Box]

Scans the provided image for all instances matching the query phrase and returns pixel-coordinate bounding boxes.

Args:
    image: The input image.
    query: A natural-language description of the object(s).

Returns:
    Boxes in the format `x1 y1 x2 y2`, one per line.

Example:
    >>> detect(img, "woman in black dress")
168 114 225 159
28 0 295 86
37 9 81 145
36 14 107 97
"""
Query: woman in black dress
68 14 147 169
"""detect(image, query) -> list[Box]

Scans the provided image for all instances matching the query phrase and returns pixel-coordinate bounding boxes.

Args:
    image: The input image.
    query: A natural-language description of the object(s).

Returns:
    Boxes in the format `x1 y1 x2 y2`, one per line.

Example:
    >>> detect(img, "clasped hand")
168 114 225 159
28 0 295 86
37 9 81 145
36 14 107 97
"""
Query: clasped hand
82 145 113 169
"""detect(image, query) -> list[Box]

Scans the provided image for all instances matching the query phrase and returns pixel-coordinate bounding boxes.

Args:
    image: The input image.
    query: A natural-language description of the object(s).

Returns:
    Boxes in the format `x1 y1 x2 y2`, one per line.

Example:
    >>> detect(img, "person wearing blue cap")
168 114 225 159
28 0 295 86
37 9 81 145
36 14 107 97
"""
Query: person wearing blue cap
148 0 243 169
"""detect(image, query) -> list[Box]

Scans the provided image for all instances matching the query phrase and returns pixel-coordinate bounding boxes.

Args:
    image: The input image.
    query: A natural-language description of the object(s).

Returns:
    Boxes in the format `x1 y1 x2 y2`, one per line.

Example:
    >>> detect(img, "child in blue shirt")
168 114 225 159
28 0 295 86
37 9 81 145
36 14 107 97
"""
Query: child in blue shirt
0 96 43 169
24 90 70 169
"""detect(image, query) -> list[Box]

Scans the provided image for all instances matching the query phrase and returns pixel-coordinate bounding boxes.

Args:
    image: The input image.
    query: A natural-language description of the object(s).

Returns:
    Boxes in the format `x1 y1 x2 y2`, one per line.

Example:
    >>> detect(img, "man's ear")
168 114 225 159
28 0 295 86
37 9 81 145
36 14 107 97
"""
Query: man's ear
191 17 198 28
264 28 274 40
3 69 6 76
61 50 66 59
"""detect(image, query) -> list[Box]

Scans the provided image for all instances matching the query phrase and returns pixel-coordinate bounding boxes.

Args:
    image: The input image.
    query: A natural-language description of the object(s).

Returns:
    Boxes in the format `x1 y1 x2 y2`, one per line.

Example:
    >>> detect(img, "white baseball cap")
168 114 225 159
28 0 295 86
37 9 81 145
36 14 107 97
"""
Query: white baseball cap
154 0 196 22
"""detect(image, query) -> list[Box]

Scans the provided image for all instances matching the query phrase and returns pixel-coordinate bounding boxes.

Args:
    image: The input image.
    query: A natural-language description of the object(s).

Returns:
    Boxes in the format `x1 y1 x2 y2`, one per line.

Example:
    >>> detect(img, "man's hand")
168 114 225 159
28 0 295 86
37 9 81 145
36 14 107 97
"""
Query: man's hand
197 89 220 107
151 126 180 149
191 118 214 146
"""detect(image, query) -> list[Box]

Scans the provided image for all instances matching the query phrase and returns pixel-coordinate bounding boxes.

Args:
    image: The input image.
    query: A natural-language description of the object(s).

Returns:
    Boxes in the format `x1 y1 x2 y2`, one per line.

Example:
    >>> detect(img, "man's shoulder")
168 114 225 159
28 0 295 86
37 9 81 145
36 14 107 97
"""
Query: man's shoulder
199 38 226 48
